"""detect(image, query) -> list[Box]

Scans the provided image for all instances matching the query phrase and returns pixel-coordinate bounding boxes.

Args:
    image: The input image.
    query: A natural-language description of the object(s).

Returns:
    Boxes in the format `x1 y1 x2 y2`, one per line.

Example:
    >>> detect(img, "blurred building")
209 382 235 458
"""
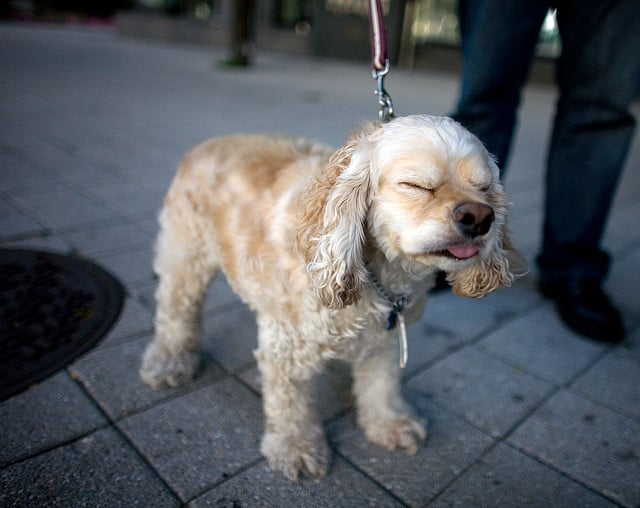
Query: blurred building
5 0 560 73
119 1 559 71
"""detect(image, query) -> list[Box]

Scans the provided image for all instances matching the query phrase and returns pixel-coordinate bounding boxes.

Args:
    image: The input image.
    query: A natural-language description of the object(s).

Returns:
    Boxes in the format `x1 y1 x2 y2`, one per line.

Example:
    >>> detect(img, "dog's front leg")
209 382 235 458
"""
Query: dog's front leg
352 338 427 454
255 332 330 481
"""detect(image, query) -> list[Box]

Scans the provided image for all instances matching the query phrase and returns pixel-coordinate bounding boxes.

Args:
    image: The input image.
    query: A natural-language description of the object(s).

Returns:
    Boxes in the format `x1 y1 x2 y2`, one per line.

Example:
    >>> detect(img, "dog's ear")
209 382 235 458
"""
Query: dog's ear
297 123 379 309
447 182 526 298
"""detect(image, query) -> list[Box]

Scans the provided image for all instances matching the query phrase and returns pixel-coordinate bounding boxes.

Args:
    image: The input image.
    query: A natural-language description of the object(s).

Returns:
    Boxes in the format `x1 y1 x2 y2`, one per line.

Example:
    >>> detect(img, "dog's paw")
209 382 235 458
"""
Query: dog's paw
260 429 330 481
139 342 200 389
363 413 427 455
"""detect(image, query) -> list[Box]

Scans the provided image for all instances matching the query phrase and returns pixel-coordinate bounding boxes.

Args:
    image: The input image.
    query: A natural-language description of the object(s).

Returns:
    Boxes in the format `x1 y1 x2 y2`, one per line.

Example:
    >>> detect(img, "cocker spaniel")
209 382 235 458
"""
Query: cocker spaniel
140 114 523 480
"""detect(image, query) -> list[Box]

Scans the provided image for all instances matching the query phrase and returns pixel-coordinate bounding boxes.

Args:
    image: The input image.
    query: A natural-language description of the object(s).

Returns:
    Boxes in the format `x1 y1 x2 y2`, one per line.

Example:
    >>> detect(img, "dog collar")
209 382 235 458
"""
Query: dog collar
367 268 409 369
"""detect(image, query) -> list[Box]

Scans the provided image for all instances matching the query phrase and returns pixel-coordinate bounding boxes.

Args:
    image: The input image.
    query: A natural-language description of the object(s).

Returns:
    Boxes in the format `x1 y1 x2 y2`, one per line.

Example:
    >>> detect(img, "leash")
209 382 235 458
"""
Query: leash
368 1 406 366
368 0 394 122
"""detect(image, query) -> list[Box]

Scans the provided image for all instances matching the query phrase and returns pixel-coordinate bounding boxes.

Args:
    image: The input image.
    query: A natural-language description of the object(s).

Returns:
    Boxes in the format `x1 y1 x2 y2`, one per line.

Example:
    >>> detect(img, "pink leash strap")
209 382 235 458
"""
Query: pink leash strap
369 0 388 72
368 0 394 122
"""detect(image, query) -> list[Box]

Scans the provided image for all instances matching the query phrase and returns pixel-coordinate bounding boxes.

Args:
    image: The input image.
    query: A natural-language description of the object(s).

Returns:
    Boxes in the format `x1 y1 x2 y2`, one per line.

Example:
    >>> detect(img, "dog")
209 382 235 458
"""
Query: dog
140 114 523 480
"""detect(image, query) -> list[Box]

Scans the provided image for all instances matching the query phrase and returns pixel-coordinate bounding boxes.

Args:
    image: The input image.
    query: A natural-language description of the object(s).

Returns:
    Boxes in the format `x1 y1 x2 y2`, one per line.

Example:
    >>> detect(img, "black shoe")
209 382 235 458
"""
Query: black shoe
219 54 250 68
539 280 624 343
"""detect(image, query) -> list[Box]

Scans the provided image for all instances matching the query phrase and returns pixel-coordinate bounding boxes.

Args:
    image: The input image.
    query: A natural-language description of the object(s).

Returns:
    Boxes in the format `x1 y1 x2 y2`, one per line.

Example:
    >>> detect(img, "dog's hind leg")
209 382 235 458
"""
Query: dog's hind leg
140 210 218 389
352 339 427 454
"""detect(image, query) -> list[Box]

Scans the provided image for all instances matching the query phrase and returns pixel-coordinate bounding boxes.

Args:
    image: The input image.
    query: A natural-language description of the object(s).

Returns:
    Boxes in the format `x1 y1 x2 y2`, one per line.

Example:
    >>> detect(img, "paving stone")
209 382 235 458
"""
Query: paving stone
432 443 616 507
137 178 173 201
132 216 160 237
202 305 259 372
7 138 96 185
507 211 543 256
0 128 72 175
625 326 640 363
331 390 494 506
0 427 179 507
9 186 120 230
571 350 640 421
86 181 163 219
314 360 355 420
119 378 264 502
506 183 543 220
604 203 640 258
0 199 45 239
98 296 155 348
191 457 403 507
236 365 262 392
420 277 541 342
477 304 606 385
0 234 73 255
62 220 153 257
402 323 465 379
94 245 155 289
202 275 244 314
70 335 227 419
408 347 555 437
0 371 107 467
0 161 60 195
607 248 640 321
508 390 640 507
127 280 158 310
63 162 131 188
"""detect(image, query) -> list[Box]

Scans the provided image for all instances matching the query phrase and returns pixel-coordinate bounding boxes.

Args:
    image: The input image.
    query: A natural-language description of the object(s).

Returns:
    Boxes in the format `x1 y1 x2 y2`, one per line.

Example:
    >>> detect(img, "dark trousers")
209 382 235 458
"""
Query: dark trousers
453 0 640 284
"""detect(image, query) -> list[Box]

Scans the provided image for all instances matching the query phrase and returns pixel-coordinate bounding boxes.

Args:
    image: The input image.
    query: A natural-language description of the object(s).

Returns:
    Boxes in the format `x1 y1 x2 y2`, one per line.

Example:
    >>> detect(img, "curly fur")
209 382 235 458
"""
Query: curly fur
140 115 523 480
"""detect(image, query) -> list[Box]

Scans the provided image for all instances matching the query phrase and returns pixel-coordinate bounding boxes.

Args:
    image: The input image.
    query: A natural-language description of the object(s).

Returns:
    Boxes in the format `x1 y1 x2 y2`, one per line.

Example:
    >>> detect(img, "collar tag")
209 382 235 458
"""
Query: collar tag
385 295 409 368
397 312 408 369
367 267 410 369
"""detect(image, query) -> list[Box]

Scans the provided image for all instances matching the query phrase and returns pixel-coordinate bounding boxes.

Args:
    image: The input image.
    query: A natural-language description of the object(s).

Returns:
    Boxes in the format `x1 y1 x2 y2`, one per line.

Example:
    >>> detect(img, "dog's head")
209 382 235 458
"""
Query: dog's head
297 115 524 308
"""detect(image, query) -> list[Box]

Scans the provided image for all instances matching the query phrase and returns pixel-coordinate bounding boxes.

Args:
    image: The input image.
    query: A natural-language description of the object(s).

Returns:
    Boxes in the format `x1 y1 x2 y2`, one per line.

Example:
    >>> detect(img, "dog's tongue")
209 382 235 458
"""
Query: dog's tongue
448 245 479 259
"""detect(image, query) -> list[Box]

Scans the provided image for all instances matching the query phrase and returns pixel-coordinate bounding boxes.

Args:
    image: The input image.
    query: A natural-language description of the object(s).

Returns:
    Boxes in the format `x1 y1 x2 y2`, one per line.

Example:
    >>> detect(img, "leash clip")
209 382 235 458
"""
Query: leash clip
372 59 394 123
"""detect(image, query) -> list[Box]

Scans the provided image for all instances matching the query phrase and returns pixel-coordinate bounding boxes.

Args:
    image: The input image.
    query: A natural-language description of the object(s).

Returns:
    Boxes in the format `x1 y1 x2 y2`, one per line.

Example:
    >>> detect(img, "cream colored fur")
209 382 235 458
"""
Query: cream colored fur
140 115 523 480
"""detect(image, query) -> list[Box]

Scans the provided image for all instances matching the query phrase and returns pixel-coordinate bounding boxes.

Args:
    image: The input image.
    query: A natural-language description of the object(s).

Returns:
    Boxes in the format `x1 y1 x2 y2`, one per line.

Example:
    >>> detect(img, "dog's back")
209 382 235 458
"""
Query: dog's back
157 135 332 312
166 134 330 213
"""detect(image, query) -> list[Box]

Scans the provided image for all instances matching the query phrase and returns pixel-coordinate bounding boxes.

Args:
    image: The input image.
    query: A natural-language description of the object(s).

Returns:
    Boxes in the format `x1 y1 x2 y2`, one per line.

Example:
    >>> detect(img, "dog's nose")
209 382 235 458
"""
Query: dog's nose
453 202 495 237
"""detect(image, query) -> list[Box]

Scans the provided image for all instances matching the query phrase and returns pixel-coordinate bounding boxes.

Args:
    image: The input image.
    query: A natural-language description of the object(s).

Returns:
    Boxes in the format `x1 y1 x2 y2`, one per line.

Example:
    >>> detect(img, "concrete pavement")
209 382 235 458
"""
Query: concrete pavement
1 23 639 507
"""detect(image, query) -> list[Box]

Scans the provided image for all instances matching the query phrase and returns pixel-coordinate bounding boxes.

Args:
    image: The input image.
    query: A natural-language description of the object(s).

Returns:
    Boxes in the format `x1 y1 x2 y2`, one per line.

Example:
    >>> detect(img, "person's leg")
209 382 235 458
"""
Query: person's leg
430 0 548 293
538 0 640 340
453 0 549 170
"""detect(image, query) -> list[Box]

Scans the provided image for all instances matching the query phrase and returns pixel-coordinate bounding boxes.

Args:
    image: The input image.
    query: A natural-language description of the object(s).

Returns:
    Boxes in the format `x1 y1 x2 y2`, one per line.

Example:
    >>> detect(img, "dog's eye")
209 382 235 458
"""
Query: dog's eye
468 172 493 192
399 182 433 194
472 180 491 192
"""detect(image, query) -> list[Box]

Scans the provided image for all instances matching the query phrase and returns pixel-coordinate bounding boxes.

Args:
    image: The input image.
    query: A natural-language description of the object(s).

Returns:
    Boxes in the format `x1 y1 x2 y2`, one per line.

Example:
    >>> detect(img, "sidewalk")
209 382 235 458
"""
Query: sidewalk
1 24 639 507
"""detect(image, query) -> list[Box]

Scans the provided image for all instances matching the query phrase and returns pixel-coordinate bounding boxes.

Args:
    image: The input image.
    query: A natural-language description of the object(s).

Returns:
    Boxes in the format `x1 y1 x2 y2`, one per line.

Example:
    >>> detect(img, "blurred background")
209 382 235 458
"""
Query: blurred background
0 0 561 76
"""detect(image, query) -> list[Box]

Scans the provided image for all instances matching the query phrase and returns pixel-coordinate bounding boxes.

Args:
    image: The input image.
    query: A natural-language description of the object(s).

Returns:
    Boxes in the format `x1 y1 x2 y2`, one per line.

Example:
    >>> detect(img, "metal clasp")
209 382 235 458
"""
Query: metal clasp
393 293 407 314
372 59 394 123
